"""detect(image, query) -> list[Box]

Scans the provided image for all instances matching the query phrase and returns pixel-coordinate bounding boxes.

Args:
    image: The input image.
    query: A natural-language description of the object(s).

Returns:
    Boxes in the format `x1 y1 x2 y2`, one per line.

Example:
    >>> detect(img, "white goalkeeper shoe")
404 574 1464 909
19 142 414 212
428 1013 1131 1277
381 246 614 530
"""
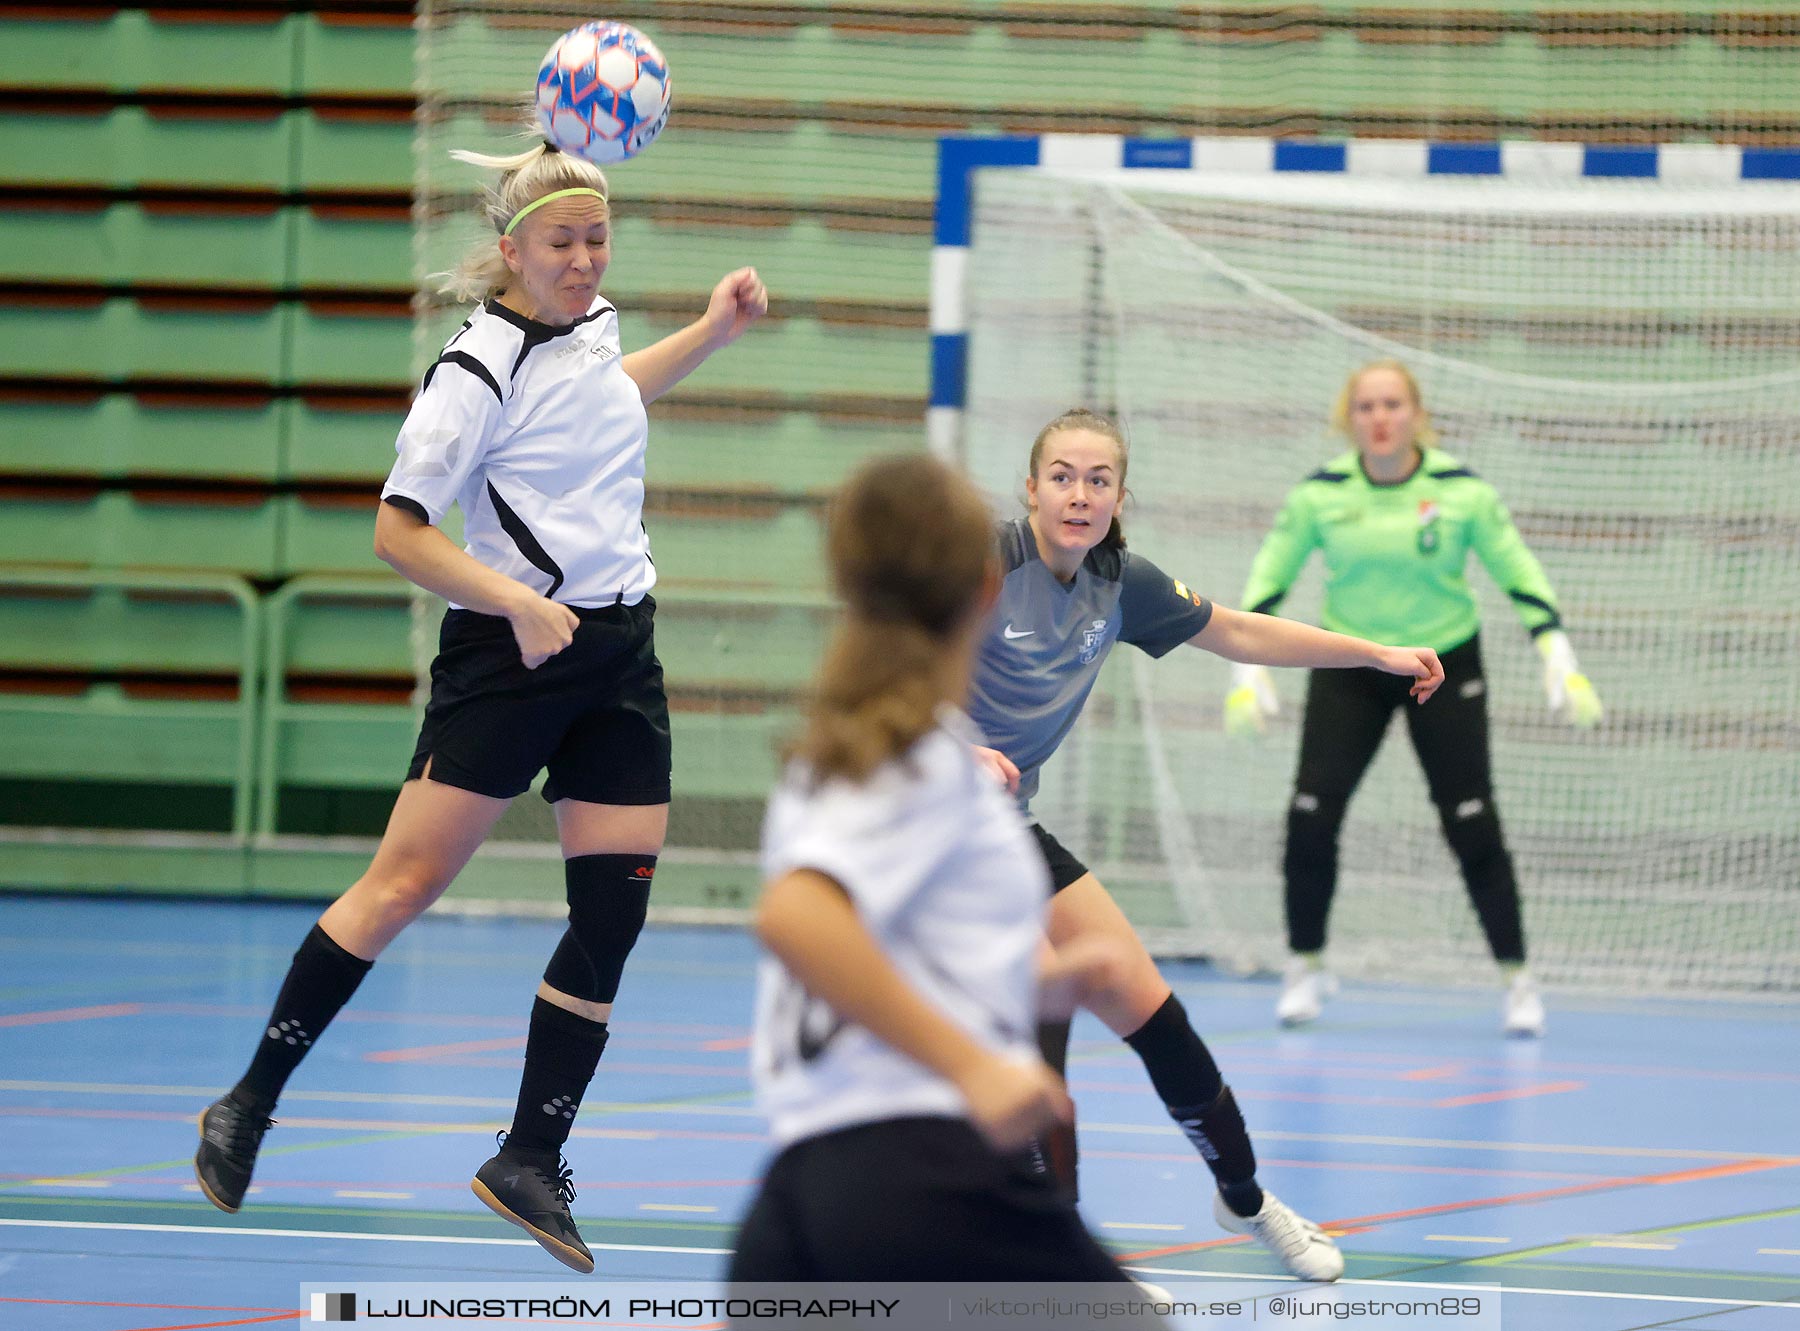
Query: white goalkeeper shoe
1214 1191 1344 1282
1503 973 1547 1038
1276 958 1336 1027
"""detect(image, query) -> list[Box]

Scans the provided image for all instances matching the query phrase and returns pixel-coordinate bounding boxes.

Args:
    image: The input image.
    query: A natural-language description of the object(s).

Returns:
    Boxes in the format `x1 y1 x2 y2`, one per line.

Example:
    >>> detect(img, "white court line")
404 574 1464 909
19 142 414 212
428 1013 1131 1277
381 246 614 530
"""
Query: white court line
1424 1235 1510 1244
0 1082 1769 1150
0 1079 760 1117
5 1220 1789 1310
0 1218 731 1257
1083 1122 1773 1161
1119 1265 1800 1311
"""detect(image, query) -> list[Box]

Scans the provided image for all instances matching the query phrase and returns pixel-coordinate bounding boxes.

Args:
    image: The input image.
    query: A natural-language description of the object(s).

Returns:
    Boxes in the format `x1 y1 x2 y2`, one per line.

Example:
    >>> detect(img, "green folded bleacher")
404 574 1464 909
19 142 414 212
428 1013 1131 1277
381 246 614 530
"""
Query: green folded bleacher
0 568 259 835
6 0 1796 863
0 393 284 482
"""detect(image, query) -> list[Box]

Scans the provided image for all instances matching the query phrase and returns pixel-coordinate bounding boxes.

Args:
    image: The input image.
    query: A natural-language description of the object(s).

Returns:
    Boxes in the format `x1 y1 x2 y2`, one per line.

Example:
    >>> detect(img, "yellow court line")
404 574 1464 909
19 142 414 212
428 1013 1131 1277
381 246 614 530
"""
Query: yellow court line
0 1217 732 1257
638 1203 717 1213
1587 1239 1679 1250
1116 1267 1800 1309
1757 1248 1800 1256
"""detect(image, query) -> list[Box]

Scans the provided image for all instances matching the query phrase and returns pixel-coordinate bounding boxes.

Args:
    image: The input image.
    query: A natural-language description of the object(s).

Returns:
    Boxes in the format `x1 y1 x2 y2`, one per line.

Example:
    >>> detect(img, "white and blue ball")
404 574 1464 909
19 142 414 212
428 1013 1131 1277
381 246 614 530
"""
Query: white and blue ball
534 20 671 165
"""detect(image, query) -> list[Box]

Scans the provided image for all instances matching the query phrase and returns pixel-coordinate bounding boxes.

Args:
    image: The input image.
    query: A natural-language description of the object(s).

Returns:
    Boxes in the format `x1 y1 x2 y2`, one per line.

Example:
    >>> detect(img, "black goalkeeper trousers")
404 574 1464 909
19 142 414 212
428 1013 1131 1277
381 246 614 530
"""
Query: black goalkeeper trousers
1282 633 1526 963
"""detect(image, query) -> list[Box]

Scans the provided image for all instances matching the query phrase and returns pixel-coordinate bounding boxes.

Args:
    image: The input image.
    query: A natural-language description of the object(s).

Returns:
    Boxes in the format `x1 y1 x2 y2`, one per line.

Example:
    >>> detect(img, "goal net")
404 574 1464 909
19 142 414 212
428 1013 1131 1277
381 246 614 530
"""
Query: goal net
962 166 1800 993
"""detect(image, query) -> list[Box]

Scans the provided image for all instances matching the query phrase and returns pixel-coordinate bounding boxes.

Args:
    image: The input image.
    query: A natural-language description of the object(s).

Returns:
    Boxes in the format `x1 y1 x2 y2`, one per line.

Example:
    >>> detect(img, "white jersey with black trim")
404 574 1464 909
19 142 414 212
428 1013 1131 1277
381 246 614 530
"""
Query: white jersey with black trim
380 296 654 608
751 709 1047 1148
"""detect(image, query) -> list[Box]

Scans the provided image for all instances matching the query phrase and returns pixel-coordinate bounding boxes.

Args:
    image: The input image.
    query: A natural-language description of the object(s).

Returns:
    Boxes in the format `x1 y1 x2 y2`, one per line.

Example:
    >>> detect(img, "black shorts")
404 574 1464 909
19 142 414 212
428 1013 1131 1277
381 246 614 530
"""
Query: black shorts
727 1116 1140 1285
405 598 671 805
1029 823 1090 895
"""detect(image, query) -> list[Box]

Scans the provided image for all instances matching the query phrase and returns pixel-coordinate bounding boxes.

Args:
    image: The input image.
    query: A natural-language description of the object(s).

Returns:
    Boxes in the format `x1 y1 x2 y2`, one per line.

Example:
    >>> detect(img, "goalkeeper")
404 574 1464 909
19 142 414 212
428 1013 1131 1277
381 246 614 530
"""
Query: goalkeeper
1226 360 1603 1038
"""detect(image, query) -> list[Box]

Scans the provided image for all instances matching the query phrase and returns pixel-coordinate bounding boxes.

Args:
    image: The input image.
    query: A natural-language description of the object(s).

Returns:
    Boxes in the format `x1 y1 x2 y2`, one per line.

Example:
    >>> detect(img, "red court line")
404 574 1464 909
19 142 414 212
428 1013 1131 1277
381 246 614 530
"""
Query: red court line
1116 1155 1800 1262
1431 1080 1586 1108
701 1036 752 1052
364 1037 523 1063
0 1002 144 1028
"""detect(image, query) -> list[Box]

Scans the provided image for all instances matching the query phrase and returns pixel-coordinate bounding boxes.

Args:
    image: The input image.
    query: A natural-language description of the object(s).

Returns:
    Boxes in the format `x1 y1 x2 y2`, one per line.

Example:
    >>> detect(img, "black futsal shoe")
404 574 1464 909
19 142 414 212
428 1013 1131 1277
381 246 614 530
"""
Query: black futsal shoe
194 1093 275 1213
472 1133 595 1274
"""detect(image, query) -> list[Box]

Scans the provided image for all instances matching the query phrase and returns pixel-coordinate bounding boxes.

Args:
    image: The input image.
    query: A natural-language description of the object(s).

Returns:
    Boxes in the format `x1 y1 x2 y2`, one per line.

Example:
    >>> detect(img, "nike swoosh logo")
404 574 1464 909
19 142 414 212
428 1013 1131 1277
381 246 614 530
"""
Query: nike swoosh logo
1002 625 1034 640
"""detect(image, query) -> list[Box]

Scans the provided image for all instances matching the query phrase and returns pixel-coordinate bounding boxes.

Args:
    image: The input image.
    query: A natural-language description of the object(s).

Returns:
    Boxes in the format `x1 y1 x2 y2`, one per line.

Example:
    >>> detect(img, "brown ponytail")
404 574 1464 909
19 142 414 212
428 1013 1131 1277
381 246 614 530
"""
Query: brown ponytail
791 454 995 784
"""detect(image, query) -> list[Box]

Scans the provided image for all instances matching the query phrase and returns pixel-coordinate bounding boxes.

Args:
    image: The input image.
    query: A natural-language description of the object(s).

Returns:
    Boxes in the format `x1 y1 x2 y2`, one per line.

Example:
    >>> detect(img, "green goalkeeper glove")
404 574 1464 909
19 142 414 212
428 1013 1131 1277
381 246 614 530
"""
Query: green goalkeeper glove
1536 630 1602 729
1223 663 1279 737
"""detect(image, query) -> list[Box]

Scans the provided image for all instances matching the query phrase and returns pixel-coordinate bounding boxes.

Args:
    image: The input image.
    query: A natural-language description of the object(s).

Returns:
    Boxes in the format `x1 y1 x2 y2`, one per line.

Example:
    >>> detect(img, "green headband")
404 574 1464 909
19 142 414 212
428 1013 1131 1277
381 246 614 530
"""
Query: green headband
503 187 607 237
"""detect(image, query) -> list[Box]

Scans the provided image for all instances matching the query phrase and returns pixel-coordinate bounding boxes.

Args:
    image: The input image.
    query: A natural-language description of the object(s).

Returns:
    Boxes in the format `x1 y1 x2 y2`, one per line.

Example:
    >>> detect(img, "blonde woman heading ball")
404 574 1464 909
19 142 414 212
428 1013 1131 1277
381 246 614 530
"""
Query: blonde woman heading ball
194 138 767 1273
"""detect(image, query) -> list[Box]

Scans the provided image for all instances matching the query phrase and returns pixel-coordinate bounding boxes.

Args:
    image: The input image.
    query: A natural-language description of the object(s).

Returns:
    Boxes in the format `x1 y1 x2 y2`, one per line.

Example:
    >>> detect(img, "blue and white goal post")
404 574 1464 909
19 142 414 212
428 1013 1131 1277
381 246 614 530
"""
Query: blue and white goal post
927 133 1800 458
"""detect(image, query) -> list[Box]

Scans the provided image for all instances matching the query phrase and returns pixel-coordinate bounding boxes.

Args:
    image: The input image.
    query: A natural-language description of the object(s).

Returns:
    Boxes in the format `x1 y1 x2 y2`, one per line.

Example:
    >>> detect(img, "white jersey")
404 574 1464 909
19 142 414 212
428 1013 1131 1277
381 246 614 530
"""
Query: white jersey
751 711 1048 1148
381 296 655 608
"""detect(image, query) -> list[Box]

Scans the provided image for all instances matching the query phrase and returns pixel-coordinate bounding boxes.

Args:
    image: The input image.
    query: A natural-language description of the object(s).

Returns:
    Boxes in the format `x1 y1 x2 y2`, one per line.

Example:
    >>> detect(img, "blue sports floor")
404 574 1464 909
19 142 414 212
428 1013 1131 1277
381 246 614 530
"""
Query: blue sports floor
2 896 1797 1330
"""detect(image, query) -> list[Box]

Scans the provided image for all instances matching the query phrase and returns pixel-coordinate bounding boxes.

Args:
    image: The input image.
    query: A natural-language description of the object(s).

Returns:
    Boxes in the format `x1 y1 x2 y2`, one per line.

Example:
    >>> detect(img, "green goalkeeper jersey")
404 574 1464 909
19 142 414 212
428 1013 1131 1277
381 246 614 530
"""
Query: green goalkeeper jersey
1240 448 1563 651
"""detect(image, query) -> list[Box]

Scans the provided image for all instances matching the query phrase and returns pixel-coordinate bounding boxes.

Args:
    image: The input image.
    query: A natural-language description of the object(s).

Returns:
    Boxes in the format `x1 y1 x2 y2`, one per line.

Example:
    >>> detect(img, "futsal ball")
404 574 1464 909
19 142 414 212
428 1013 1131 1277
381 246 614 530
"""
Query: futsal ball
534 21 672 165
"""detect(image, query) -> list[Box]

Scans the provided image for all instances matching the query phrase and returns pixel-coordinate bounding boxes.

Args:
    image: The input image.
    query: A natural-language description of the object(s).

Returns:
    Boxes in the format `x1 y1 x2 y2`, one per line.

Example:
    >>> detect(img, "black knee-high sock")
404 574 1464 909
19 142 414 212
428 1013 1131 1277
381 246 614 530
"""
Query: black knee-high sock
1033 1019 1079 1200
233 923 372 1113
504 996 610 1158
1124 994 1264 1216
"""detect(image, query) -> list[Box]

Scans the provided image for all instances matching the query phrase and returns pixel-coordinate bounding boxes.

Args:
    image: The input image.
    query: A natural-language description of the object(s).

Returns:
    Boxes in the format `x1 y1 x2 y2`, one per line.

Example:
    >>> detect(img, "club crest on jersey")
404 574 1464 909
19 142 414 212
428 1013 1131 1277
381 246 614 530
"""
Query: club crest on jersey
1416 500 1440 554
1079 618 1109 664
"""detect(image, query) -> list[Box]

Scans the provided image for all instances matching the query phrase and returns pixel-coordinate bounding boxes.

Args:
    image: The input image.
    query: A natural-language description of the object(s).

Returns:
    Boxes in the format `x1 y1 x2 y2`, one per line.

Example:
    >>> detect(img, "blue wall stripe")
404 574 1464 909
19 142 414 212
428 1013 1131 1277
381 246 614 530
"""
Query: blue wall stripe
929 333 969 409
1428 142 1503 176
1273 141 1347 172
1741 148 1800 180
935 137 1042 246
1123 138 1194 170
1583 146 1659 178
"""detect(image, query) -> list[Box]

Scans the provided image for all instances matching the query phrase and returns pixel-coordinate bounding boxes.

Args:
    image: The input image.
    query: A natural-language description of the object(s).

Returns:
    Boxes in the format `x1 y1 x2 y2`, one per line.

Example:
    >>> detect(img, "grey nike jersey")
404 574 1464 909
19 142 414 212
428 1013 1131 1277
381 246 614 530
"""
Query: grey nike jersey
968 517 1214 811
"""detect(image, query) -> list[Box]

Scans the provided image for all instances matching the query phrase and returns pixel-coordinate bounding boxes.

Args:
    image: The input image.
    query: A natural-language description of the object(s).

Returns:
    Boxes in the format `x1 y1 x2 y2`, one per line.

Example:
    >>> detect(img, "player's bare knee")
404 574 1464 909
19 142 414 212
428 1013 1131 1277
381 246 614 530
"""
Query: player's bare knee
362 867 449 925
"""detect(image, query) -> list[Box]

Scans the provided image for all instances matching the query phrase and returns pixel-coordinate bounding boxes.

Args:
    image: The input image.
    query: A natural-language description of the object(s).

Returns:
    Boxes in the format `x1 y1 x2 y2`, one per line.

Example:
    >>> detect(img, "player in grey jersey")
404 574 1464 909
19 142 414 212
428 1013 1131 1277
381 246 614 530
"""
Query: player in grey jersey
730 454 1163 1304
966 409 1446 1282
